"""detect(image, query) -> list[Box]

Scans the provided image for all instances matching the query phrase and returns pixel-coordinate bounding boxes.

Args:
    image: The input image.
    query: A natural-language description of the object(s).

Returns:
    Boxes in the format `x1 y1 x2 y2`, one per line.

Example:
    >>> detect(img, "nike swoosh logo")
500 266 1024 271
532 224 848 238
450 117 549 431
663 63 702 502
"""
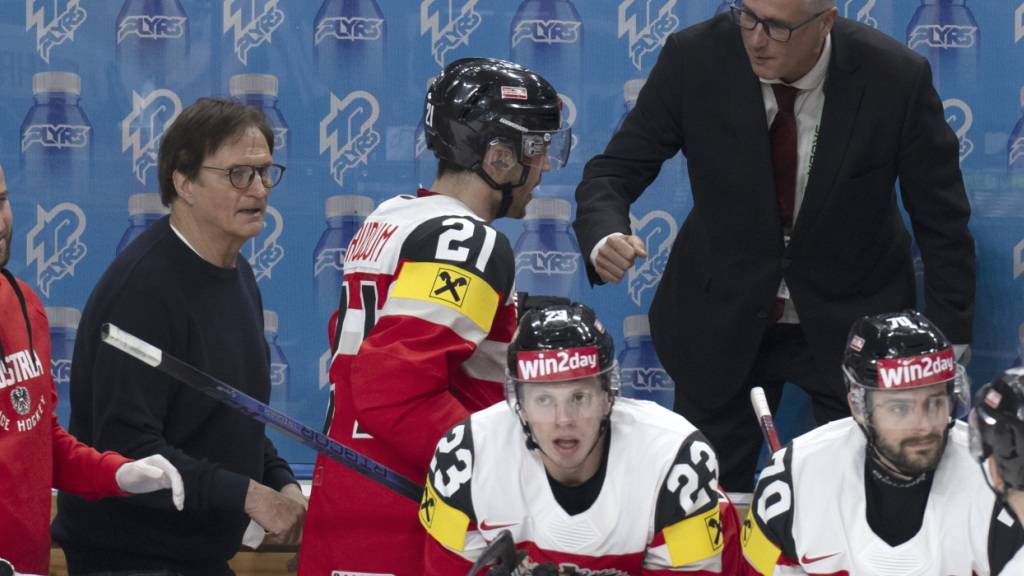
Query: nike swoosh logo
479 520 518 531
801 552 840 564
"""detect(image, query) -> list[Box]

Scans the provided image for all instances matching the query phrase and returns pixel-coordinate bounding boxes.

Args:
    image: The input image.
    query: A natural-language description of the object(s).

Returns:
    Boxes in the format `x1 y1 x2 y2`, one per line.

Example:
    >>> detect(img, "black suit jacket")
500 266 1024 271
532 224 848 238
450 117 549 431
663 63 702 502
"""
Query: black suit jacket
573 15 975 410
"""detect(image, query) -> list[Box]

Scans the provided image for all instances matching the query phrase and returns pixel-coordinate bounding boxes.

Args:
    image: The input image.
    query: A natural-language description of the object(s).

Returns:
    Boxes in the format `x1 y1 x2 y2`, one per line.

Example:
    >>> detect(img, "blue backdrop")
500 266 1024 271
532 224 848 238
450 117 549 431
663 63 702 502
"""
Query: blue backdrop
1 0 1022 474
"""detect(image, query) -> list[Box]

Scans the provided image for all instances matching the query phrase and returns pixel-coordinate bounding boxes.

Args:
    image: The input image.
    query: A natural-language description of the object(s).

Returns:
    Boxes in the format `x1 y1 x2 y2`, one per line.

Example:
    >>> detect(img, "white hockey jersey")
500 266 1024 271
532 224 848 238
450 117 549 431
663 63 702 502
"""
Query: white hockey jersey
419 398 743 575
742 417 1019 575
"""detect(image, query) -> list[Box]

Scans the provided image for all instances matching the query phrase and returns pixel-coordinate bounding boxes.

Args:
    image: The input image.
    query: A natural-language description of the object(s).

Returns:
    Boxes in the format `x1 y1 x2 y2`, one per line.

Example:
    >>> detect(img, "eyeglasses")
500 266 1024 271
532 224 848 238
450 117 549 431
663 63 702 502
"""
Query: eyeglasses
729 5 828 43
201 164 286 190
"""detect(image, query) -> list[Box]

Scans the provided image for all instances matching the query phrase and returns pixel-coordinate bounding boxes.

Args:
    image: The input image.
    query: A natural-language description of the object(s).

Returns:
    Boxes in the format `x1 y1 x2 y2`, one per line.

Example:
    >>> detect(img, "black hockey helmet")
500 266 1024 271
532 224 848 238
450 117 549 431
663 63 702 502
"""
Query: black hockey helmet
506 302 619 409
424 57 568 217
970 369 1024 492
843 310 970 424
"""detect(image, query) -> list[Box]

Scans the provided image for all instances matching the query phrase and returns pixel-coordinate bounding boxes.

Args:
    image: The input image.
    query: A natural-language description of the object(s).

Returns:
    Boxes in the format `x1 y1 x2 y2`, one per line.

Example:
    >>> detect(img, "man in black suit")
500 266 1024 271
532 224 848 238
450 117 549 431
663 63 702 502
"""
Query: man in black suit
573 0 974 492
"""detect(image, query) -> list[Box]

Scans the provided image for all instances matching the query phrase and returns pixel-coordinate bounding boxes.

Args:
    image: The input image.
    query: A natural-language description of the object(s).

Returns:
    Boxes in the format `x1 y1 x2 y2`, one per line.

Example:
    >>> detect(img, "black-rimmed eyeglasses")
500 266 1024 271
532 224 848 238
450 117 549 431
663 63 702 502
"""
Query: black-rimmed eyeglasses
729 5 828 43
201 164 286 190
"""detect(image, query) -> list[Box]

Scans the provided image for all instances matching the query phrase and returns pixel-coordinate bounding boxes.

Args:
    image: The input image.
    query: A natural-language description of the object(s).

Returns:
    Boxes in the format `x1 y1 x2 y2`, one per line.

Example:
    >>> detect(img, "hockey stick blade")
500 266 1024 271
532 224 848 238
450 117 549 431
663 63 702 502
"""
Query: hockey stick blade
101 323 423 502
750 386 782 453
467 530 524 576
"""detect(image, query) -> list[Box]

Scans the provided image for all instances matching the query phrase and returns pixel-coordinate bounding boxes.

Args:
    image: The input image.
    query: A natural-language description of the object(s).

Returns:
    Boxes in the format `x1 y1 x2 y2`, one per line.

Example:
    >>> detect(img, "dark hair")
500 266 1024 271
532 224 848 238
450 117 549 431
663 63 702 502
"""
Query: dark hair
436 158 472 180
157 97 274 206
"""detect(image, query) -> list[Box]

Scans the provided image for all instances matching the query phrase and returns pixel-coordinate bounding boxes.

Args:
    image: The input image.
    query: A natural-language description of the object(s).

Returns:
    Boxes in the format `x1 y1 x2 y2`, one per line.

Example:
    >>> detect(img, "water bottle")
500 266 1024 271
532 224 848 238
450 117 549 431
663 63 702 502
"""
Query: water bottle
117 193 168 255
1010 86 1024 173
46 306 80 429
314 195 374 329
513 198 583 303
617 314 675 409
906 0 979 91
115 0 190 92
262 309 292 449
218 0 286 78
229 74 289 162
21 72 92 200
314 0 386 93
510 0 583 187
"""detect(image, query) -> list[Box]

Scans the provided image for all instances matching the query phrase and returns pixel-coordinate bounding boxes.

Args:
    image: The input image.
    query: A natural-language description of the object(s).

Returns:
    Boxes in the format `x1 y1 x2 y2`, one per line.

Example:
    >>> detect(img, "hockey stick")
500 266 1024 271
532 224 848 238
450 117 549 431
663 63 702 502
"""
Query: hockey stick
100 323 423 503
467 530 524 576
750 386 782 453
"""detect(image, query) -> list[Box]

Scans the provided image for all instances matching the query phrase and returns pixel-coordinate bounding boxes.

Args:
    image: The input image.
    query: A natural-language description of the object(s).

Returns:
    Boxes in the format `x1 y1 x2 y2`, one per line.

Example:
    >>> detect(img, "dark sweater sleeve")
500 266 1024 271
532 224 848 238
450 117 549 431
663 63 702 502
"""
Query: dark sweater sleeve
85 285 250 513
261 436 297 491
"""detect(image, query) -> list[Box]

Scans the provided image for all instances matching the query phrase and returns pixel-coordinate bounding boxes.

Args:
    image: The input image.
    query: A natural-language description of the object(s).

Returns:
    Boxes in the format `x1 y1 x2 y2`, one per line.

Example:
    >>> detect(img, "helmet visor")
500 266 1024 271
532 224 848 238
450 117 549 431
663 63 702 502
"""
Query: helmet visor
512 372 613 424
520 126 572 170
968 407 991 463
854 374 970 432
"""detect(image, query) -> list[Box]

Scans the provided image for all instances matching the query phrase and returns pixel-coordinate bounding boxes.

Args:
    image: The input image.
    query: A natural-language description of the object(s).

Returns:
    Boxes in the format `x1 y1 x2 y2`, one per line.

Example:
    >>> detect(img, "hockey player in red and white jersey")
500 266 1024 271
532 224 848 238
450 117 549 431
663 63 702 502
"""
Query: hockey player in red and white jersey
419 303 743 575
970 370 1024 575
299 58 571 575
742 311 1023 575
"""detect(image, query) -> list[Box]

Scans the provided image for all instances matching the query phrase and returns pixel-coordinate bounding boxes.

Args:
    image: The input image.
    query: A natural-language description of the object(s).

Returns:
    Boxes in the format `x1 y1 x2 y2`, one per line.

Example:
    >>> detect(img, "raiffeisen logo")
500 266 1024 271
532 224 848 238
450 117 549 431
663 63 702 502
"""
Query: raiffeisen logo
618 0 678 71
315 15 384 44
122 89 182 185
26 0 87 63
26 203 88 298
421 0 482 67
517 346 599 382
118 13 186 43
21 124 89 151
908 24 977 50
876 350 956 389
320 90 381 188
223 0 285 66
511 18 581 48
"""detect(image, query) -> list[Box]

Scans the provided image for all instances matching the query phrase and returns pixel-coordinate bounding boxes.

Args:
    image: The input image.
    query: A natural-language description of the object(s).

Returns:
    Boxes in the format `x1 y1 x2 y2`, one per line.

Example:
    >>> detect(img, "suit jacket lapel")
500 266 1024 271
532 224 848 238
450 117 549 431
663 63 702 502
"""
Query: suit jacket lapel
792 24 866 242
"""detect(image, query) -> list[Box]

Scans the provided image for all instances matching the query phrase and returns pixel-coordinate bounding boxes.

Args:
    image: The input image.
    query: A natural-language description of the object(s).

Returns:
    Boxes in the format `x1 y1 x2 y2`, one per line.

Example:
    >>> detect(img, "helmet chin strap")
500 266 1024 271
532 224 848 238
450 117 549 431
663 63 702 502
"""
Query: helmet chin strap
474 163 532 220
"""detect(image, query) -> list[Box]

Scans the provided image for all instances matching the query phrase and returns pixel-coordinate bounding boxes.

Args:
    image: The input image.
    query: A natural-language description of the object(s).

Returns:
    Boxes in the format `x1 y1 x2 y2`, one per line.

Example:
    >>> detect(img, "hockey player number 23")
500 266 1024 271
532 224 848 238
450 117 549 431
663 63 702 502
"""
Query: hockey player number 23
436 218 497 273
667 440 717 512
433 424 473 498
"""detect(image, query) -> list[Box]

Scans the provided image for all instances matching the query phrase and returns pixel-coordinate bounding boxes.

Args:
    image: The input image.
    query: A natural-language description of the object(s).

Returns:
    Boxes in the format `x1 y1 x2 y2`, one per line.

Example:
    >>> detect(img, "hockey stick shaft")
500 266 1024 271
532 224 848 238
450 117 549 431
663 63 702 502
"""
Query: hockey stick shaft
100 323 423 503
750 386 782 453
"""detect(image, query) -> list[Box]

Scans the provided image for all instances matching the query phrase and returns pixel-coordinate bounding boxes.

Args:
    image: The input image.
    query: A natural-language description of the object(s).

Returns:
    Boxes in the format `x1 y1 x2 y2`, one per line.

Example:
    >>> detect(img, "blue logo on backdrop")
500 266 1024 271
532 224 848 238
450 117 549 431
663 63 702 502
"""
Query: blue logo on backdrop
21 124 89 151
247 206 285 282
618 0 679 71
515 251 579 275
223 0 285 65
118 12 186 42
511 17 581 48
944 99 974 163
843 0 879 29
908 24 977 50
1017 2 1024 43
320 91 381 188
421 0 482 67
315 14 383 44
27 203 88 298
26 0 87 63
1015 240 1024 281
628 210 677 307
122 90 182 185
314 246 344 277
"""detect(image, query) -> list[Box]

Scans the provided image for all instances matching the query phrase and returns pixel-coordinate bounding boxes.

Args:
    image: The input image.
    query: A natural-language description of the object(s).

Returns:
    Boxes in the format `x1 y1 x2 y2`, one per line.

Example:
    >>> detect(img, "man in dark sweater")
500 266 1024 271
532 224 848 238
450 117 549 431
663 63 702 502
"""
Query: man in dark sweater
52 98 305 575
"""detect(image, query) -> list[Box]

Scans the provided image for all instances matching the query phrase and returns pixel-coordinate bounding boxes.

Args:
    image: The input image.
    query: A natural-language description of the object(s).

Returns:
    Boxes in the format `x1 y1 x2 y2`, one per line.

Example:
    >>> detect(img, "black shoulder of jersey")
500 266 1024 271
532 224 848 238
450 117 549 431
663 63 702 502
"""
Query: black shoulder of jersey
427 417 477 522
749 444 799 561
989 501 1024 575
401 215 514 296
654 430 720 533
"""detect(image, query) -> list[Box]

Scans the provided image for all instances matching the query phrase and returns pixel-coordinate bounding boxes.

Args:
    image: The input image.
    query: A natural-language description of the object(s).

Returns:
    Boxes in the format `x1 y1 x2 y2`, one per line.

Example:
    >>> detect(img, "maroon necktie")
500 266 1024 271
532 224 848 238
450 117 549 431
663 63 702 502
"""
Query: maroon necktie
769 83 799 322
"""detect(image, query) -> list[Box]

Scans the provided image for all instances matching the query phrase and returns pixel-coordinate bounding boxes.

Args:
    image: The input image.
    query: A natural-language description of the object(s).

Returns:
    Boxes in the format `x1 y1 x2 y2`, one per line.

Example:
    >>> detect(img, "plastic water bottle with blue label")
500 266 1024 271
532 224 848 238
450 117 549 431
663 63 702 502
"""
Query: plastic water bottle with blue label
115 0 190 91
21 72 92 200
314 0 386 92
117 193 168 255
510 0 582 187
263 309 293 451
618 314 675 409
514 198 583 303
906 0 979 91
230 74 289 162
1010 87 1024 173
314 195 374 327
46 306 80 429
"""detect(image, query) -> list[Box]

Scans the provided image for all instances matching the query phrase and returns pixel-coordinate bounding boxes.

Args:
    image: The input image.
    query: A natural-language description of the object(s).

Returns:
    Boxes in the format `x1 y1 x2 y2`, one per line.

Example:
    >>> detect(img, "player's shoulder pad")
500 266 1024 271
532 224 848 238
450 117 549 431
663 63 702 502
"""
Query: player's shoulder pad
401 214 514 295
742 444 798 574
421 418 477 552
654 430 725 567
